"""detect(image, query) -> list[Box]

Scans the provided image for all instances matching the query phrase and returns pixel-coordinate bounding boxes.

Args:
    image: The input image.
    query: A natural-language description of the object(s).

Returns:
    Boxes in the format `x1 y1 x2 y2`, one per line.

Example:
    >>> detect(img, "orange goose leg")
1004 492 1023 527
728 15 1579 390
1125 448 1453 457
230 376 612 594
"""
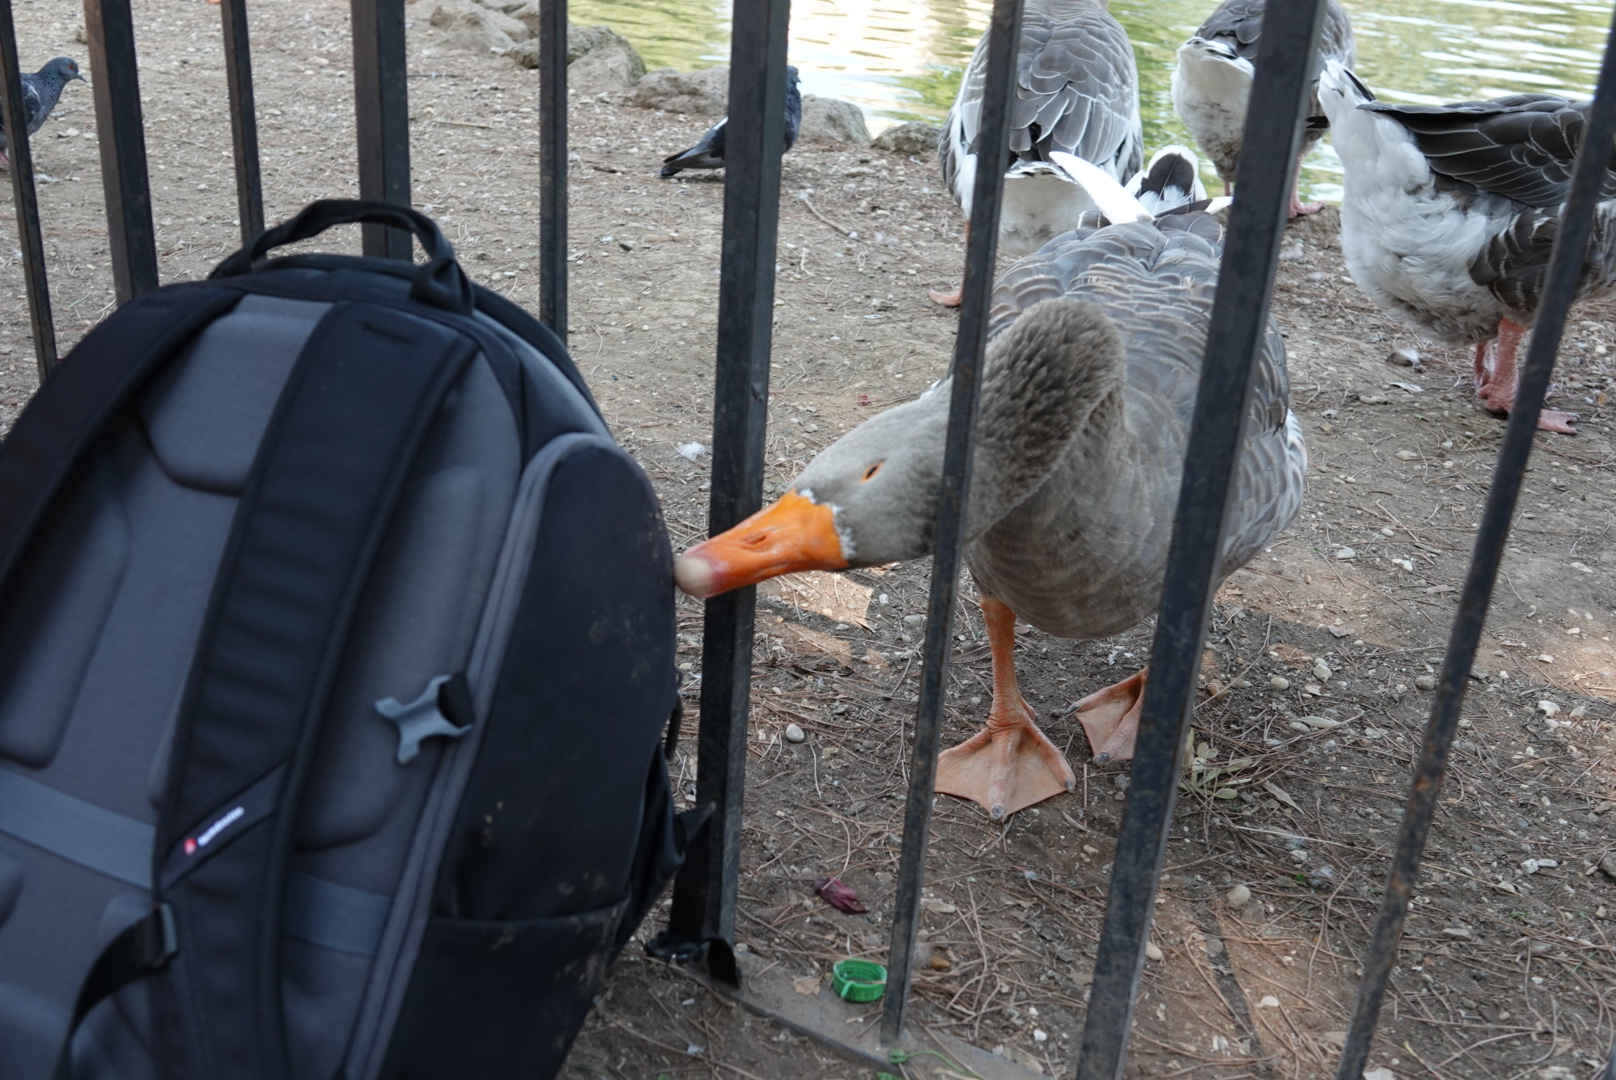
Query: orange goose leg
935 596 1076 820
1071 667 1149 764
1476 318 1578 434
1288 155 1323 218
928 222 970 308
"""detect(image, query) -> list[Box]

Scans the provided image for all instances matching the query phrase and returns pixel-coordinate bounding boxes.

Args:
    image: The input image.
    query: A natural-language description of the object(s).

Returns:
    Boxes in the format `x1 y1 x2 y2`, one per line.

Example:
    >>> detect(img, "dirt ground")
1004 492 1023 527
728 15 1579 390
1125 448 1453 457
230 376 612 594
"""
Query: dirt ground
1 1 1614 1078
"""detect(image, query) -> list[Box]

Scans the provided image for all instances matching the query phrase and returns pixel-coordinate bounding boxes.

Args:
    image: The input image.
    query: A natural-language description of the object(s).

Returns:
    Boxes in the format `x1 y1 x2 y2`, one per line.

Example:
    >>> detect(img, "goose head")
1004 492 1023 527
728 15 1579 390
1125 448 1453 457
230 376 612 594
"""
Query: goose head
674 298 1127 598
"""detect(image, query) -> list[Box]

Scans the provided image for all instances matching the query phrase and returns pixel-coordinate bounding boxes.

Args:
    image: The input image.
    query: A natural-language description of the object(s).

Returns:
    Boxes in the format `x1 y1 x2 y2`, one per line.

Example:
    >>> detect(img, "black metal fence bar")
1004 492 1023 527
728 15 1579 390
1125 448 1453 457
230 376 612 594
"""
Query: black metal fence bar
82 0 157 302
538 0 566 338
0 0 56 378
218 0 264 245
1074 3 1327 1076
350 0 411 259
879 0 1022 1045
661 0 792 978
1334 10 1616 1077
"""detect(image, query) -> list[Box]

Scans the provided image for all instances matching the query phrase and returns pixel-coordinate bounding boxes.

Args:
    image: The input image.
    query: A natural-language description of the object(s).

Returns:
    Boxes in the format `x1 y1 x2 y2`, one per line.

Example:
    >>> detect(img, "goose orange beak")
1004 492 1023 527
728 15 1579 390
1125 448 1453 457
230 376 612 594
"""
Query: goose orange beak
674 490 849 599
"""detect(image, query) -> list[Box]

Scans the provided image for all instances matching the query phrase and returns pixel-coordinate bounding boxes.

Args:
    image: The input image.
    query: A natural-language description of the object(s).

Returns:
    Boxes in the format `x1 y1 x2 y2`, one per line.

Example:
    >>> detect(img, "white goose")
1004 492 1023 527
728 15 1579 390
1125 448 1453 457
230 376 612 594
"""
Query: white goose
932 0 1144 306
1318 61 1612 434
1172 0 1355 217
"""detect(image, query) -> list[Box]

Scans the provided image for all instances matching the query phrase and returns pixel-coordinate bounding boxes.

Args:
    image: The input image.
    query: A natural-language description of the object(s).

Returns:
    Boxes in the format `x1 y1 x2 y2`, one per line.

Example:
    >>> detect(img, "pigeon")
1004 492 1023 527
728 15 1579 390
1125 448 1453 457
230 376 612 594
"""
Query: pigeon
660 65 801 178
0 57 86 168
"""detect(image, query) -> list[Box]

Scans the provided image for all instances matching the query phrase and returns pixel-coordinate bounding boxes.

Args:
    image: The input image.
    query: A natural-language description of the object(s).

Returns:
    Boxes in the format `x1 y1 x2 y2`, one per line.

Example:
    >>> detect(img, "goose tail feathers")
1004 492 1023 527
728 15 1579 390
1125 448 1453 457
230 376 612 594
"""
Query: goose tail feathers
1048 151 1153 225
1125 145 1208 216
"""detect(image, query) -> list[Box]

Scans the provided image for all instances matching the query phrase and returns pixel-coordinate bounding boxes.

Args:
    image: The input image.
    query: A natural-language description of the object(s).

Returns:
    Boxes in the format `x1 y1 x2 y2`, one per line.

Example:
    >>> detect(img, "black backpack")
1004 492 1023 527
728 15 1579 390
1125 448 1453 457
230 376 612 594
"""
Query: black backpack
0 201 692 1080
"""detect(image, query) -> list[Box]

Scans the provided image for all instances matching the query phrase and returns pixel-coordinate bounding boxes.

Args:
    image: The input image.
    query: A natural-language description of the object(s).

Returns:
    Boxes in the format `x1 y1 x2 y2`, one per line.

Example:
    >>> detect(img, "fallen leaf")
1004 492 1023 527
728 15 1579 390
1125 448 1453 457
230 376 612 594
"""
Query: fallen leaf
762 571 872 629
919 896 958 915
813 876 869 914
1263 781 1301 812
792 974 821 996
778 622 853 666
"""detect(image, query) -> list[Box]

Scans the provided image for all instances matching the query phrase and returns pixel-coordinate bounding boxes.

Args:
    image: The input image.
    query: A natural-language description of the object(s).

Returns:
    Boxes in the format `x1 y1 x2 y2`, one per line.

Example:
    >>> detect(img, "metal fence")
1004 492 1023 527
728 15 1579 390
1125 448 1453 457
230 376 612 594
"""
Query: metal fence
4 0 1613 1075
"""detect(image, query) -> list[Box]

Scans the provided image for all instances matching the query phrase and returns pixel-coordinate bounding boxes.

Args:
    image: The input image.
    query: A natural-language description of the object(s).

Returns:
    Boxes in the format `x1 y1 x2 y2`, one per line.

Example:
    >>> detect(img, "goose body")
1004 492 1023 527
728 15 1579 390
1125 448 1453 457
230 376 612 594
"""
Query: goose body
939 0 1144 266
1171 0 1354 214
968 216 1305 636
1317 61 1612 433
677 209 1306 818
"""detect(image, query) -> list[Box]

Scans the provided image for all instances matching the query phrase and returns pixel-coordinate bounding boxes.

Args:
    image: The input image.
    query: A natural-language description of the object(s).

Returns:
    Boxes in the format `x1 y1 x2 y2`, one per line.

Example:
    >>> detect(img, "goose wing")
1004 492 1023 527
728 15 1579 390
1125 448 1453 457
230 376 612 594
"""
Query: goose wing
1363 95 1616 208
949 0 1143 184
989 214 1302 572
1193 0 1356 66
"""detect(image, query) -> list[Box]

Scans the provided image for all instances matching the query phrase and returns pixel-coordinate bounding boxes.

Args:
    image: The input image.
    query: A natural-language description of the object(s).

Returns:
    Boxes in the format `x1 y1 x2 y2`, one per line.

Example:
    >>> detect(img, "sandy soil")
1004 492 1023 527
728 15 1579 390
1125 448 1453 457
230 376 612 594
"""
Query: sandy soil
1 2 1613 1078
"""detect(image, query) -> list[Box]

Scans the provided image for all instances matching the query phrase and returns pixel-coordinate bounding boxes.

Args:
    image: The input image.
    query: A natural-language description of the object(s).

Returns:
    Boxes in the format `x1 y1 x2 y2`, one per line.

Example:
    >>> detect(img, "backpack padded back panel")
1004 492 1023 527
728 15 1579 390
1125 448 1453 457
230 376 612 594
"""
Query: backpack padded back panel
0 202 683 1080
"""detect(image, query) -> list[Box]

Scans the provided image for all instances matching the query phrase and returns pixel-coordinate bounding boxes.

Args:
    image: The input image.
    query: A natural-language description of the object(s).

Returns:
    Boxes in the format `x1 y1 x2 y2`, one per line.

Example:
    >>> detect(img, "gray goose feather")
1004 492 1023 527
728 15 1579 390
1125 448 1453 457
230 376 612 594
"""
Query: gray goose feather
967 214 1305 637
941 0 1145 257
1318 63 1616 347
1172 0 1355 187
785 212 1305 642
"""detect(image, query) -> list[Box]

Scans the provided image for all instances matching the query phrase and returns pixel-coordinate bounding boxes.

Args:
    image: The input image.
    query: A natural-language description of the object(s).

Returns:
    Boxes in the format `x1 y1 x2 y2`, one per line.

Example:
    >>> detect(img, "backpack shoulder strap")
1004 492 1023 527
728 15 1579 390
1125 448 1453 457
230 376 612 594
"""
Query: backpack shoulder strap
55 299 479 1080
0 285 242 596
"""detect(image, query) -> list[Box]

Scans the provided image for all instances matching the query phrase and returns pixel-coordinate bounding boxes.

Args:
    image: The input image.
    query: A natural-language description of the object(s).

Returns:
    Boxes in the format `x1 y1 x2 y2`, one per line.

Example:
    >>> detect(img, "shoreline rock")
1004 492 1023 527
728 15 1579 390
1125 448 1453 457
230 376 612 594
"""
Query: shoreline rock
872 120 942 156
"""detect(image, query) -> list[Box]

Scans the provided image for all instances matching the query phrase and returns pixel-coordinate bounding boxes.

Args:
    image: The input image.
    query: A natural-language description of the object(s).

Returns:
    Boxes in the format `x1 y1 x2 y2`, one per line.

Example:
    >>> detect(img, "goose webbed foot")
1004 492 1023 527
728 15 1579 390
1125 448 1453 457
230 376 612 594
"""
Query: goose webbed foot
934 594 1074 820
1071 668 1148 763
1476 322 1579 434
1288 195 1324 218
935 696 1076 822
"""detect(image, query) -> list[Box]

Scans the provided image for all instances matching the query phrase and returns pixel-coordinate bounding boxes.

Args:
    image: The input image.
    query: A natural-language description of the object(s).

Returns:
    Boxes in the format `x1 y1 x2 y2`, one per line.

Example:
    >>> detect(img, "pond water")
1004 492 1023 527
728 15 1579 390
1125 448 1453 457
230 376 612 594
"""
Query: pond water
571 0 1616 200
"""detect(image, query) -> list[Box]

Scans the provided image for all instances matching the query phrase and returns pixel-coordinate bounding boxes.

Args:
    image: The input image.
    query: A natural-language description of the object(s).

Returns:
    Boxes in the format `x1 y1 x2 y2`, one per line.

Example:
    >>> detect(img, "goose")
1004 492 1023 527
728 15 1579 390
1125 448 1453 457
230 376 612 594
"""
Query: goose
931 0 1144 307
674 201 1306 821
1171 0 1355 217
1317 61 1609 434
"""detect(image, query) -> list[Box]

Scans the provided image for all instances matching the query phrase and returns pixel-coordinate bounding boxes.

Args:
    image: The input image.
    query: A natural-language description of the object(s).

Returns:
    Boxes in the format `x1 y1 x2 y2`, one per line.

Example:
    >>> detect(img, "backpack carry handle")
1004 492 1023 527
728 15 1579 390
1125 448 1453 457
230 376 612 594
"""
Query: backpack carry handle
212 199 474 315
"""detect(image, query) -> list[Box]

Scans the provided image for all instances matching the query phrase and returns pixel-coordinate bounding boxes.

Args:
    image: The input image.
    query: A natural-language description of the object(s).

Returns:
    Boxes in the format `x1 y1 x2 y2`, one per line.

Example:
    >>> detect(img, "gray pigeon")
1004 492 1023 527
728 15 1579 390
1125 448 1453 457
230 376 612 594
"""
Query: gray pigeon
0 56 86 167
660 66 802 178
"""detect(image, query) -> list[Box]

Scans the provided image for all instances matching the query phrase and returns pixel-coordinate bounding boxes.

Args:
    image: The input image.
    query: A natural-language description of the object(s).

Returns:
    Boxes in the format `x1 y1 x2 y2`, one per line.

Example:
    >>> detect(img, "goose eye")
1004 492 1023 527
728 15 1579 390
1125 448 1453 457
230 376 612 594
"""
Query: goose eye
862 463 882 483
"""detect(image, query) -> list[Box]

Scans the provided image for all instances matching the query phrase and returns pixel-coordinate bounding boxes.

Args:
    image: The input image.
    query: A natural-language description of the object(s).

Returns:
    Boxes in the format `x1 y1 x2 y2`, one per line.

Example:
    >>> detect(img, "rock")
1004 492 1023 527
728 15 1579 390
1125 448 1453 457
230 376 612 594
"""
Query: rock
1395 449 1419 460
903 613 924 624
1537 700 1560 717
1415 674 1436 691
1257 995 1281 1008
799 94 871 144
568 23 643 70
504 24 647 87
1364 1070 1397 1080
784 722 806 743
1387 346 1420 366
1269 675 1290 691
569 47 644 93
1335 547 1356 560
1144 942 1163 962
1226 884 1252 907
633 66 730 116
1313 660 1332 681
872 120 942 155
480 0 528 11
415 0 531 51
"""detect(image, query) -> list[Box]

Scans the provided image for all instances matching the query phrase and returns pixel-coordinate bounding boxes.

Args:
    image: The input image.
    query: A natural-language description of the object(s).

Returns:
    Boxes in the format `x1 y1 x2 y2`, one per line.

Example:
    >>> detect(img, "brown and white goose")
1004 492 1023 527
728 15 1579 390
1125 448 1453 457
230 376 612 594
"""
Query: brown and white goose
1318 61 1615 434
1171 0 1355 216
675 211 1307 820
931 0 1144 306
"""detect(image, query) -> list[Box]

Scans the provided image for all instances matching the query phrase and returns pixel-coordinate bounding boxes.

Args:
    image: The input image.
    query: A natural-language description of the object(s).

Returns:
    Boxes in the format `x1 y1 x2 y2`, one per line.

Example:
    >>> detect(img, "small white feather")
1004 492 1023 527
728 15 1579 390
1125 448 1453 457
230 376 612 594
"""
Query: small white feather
1048 152 1152 224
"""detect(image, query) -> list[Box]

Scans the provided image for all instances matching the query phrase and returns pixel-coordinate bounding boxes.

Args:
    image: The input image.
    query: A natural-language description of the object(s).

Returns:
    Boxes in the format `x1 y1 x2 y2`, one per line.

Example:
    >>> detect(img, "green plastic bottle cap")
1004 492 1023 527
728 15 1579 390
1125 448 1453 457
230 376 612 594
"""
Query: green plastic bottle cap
832 958 887 1003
